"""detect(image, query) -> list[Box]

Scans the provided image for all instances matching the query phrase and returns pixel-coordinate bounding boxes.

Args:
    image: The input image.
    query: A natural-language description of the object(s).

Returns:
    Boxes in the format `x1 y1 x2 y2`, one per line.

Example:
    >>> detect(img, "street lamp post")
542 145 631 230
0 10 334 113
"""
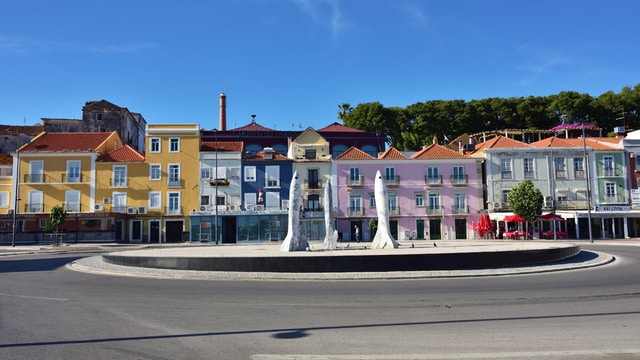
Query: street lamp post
11 143 21 247
582 123 594 243
214 129 219 245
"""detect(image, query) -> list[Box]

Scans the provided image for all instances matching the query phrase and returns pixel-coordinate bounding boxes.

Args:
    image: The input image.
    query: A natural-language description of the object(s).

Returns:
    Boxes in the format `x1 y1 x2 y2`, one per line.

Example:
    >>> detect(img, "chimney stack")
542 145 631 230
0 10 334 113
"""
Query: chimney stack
219 93 227 131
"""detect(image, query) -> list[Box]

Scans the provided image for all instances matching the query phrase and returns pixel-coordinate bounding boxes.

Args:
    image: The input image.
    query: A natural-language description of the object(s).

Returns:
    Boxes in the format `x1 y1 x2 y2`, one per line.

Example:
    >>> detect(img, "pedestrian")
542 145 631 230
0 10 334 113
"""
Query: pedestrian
354 225 360 243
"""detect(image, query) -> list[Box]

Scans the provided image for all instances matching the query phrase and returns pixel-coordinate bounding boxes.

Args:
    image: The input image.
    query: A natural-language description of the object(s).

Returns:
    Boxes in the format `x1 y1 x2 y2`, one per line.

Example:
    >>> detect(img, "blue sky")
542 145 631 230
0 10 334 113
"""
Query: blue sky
2 0 639 131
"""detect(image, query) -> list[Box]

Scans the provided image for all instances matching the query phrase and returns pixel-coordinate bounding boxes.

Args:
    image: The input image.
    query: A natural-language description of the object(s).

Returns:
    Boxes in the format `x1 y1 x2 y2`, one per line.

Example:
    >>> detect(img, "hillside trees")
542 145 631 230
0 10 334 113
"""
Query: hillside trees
341 84 640 150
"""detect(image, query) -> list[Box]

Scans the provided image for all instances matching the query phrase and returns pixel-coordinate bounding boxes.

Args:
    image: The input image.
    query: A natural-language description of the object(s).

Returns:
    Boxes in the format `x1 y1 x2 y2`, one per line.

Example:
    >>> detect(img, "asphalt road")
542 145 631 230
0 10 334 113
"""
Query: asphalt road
1 244 639 359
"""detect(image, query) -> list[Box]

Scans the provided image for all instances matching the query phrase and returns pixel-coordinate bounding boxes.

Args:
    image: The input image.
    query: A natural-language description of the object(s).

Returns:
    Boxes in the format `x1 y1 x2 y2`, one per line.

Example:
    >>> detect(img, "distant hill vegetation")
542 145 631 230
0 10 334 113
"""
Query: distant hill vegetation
341 84 640 151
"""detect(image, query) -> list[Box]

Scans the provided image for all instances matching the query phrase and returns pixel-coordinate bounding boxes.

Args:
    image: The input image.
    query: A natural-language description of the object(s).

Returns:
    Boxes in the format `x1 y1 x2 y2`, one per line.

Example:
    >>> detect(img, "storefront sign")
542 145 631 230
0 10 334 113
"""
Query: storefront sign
595 205 630 212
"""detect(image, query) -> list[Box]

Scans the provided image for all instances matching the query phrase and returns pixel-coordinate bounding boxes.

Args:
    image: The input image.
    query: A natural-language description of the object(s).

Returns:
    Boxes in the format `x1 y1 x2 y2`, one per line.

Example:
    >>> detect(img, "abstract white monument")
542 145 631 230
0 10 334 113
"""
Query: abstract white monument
371 170 399 249
322 179 338 250
281 171 309 251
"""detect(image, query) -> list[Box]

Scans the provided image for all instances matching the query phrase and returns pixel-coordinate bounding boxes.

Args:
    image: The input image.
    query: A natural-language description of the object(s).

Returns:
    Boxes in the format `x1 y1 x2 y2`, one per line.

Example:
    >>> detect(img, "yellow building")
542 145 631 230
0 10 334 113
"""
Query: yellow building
143 124 201 242
11 131 125 242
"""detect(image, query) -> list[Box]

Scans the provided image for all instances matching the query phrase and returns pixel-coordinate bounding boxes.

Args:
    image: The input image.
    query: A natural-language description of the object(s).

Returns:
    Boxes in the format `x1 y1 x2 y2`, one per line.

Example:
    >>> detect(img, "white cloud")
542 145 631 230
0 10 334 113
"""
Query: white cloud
291 0 347 36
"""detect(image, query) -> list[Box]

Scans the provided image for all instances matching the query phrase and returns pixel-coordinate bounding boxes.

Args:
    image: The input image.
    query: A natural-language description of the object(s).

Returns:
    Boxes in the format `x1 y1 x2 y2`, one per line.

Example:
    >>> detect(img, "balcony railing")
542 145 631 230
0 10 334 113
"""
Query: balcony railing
384 175 400 186
165 206 183 216
347 176 364 186
603 169 618 177
450 174 468 185
555 170 567 179
426 206 442 215
574 170 585 178
25 203 44 213
500 171 513 180
451 205 469 214
425 175 442 185
62 174 84 183
24 174 45 183
555 200 588 210
65 203 82 212
347 207 363 216
389 206 400 216
524 171 535 179
167 179 184 188
304 181 322 190
110 178 128 187
603 194 626 204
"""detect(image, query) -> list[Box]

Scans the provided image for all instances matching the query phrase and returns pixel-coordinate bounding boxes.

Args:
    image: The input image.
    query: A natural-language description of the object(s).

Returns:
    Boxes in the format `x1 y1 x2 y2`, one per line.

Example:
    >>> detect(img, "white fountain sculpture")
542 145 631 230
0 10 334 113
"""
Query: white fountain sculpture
281 171 309 251
371 170 399 249
322 179 338 250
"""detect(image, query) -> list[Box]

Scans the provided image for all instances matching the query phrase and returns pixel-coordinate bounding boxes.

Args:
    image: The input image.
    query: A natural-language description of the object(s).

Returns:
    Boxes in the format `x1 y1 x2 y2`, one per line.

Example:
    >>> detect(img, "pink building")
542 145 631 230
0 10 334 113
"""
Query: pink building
333 144 483 242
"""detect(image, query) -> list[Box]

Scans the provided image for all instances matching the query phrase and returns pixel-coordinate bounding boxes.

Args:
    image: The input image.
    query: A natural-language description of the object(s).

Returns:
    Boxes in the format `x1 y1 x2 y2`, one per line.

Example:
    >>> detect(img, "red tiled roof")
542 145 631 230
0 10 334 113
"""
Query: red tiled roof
249 149 290 161
98 145 145 162
473 135 532 153
0 154 12 165
201 141 244 152
316 122 366 133
411 144 468 159
335 146 376 160
230 121 275 132
378 147 407 159
20 132 115 153
530 136 618 150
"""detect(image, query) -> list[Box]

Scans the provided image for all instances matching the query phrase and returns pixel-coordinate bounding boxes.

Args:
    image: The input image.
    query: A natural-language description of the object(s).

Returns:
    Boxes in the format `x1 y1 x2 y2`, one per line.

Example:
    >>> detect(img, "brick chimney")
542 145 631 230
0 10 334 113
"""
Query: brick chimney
219 93 227 131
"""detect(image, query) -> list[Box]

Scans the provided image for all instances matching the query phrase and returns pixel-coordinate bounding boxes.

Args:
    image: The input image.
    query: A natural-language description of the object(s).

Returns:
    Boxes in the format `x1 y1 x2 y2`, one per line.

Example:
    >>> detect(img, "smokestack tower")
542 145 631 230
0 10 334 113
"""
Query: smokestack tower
219 93 227 131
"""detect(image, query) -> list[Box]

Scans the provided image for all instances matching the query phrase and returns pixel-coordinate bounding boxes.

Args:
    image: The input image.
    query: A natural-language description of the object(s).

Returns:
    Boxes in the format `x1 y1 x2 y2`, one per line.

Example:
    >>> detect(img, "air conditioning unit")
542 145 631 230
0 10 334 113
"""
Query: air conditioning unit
126 206 137 215
199 205 207 211
493 202 500 209
94 204 104 211
138 206 148 215
7 209 14 215
255 205 263 210
229 205 235 210
246 205 255 211
103 197 112 204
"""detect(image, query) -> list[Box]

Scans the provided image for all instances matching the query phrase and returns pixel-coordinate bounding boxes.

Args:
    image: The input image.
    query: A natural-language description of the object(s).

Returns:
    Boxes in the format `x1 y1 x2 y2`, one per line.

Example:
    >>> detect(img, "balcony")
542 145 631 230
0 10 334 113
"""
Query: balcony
603 169 618 177
451 205 469 214
389 206 400 216
500 171 513 180
450 174 468 185
62 174 84 183
555 170 567 179
384 175 400 186
347 175 364 186
426 206 443 215
425 175 442 185
25 203 44 213
65 203 82 212
574 170 585 178
304 181 323 190
110 178 128 187
555 200 588 210
523 171 535 179
167 179 184 188
603 194 627 204
24 173 45 183
165 206 183 216
347 207 363 217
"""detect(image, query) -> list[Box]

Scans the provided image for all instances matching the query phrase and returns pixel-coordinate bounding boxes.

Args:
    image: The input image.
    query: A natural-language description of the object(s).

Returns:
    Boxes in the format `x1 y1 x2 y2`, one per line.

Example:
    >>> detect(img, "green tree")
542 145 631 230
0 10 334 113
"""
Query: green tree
337 103 353 122
46 204 67 234
508 180 543 238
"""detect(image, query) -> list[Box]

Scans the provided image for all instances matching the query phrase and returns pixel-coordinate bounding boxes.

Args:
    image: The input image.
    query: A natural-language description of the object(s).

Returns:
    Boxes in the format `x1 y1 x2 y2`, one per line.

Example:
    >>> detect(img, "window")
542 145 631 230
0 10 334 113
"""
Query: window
168 164 180 186
200 195 211 206
502 189 510 204
65 190 80 212
201 167 211 180
415 193 424 207
67 160 81 183
266 191 280 210
0 166 11 177
169 138 180 152
150 164 161 180
500 159 512 179
384 167 396 182
168 192 180 215
369 193 376 208
554 157 566 178
349 167 361 185
112 165 127 187
265 166 280 188
112 192 127 213
453 193 466 213
603 156 615 176
307 169 319 189
244 166 256 182
605 182 617 202
452 166 466 184
0 191 8 207
96 113 103 121
349 194 362 215
150 138 160 153
149 192 161 209
388 192 398 214
305 148 316 160
523 158 534 178
29 160 44 183
307 194 321 211
426 166 440 184
574 157 585 178
428 193 440 214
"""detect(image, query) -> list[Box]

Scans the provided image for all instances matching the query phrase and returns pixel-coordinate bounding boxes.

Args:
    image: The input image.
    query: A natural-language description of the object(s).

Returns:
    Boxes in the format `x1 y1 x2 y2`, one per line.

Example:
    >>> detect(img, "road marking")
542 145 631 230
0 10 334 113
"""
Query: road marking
253 349 640 359
0 293 68 301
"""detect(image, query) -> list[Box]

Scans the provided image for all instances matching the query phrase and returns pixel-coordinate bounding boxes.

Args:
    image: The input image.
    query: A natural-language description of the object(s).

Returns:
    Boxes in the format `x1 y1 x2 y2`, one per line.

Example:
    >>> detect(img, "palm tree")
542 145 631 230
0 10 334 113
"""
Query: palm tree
337 103 352 122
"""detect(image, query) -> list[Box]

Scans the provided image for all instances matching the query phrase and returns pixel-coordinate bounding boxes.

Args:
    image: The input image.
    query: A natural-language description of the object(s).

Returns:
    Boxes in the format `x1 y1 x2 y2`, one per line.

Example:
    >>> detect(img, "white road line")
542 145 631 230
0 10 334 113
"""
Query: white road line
0 292 69 301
